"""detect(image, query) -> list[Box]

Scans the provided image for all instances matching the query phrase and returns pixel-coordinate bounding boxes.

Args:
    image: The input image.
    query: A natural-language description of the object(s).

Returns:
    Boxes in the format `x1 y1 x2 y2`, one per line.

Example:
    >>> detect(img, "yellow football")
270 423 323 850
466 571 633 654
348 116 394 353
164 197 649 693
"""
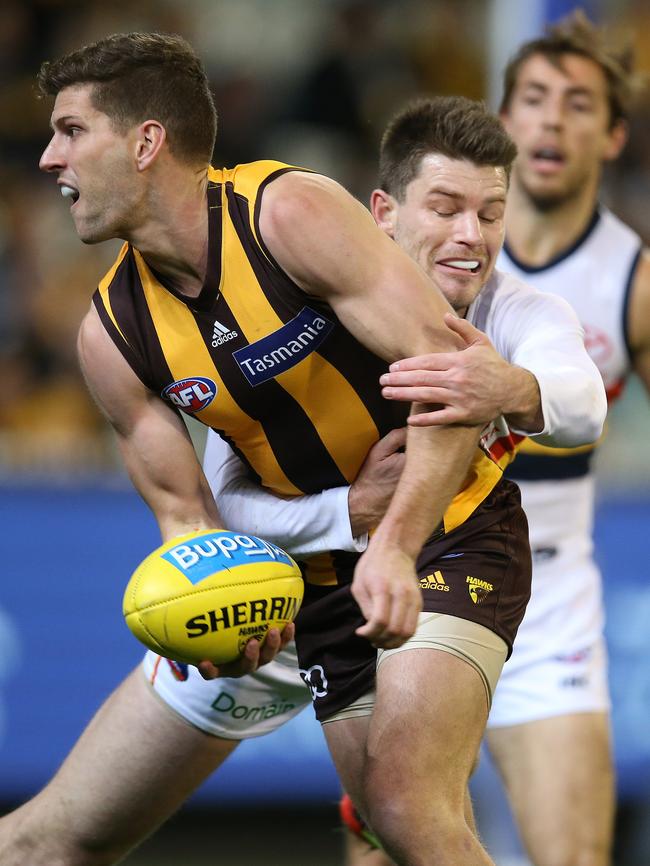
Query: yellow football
123 529 304 665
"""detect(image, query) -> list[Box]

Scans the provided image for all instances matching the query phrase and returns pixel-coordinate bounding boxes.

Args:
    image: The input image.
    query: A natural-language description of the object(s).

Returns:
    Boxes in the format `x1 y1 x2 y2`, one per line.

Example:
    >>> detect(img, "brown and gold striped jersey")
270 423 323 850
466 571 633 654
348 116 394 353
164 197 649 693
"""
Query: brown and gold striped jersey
93 160 515 553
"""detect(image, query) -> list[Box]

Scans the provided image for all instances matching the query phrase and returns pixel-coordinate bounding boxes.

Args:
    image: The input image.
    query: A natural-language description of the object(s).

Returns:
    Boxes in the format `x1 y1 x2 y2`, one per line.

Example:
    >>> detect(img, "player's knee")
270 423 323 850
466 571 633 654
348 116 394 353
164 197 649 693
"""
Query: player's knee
363 776 463 852
0 815 132 866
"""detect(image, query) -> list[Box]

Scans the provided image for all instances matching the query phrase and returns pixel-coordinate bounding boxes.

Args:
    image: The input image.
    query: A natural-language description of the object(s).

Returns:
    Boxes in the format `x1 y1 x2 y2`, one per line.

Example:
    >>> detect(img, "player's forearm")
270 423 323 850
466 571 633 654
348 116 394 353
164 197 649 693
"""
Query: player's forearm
526 363 606 447
500 365 544 434
118 435 224 543
371 421 479 558
219 478 363 556
204 431 363 555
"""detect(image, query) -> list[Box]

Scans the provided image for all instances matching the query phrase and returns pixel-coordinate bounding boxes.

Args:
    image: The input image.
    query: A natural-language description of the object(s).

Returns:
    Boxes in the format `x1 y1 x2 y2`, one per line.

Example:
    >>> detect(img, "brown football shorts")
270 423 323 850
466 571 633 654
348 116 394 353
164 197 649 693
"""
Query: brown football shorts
293 477 532 722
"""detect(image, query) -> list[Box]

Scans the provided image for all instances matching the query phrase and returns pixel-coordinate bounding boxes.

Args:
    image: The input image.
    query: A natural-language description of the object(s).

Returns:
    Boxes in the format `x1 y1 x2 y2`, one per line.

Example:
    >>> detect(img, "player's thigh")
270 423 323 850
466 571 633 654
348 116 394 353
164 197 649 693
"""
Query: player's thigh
370 646 490 805
46 666 239 846
486 712 614 865
323 714 371 815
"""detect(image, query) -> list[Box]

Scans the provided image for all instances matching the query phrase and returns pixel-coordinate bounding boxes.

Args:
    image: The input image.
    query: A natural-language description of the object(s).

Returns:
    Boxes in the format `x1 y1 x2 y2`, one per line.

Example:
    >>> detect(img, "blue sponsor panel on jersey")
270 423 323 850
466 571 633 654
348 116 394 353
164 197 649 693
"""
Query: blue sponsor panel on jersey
161 531 294 584
233 306 334 386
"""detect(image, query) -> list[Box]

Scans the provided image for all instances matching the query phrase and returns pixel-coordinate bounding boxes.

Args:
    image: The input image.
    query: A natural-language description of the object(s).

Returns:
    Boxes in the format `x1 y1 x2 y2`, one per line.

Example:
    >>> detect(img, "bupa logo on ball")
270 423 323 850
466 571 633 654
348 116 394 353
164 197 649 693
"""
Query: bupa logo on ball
162 531 294 584
162 377 217 412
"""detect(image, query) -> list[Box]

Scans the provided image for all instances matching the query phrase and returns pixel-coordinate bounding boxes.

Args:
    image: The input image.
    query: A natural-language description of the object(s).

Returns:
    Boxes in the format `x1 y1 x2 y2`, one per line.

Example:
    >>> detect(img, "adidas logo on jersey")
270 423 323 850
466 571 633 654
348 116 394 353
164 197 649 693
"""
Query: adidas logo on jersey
419 571 450 591
466 576 493 604
212 319 238 347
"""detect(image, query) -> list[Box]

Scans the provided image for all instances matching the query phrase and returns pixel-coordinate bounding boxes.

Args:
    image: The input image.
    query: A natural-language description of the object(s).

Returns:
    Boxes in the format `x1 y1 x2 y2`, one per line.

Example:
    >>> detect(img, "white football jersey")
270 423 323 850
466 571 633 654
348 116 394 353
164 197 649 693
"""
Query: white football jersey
499 207 640 404
492 206 643 662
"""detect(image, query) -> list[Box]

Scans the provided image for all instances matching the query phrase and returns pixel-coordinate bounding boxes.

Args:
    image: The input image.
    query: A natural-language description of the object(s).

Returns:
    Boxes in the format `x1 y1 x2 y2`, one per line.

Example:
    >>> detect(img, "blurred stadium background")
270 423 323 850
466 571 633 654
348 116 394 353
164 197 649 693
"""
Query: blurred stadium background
0 1 648 864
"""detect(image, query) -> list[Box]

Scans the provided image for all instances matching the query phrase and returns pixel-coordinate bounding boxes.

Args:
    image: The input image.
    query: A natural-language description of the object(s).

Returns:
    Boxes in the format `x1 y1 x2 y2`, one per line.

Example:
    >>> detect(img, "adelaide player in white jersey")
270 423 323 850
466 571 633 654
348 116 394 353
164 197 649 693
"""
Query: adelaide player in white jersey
379 13 650 866
493 205 641 726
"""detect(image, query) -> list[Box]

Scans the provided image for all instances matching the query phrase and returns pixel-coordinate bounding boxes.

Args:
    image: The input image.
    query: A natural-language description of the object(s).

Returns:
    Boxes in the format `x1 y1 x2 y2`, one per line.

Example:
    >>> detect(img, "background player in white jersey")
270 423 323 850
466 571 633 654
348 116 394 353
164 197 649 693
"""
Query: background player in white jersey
0 92 605 866
375 12 650 866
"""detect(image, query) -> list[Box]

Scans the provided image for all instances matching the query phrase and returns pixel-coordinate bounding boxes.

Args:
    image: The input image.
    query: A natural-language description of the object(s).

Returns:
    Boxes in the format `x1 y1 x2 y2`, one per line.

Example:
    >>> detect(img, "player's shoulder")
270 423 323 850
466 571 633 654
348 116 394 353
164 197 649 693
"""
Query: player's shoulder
598 204 643 245
78 301 124 367
95 242 131 297
485 269 574 315
475 269 580 336
212 160 335 205
257 167 358 259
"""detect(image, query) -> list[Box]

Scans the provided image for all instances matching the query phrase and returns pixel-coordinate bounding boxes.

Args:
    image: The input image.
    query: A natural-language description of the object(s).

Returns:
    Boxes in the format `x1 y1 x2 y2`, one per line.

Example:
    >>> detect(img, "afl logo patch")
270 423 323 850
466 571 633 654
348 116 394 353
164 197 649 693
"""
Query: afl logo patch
162 377 217 412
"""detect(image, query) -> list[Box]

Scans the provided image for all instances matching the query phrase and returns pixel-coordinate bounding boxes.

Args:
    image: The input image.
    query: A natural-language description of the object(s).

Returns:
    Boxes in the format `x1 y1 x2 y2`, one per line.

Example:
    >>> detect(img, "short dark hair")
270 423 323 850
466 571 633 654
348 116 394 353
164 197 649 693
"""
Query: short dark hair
500 10 638 127
379 95 517 200
38 32 217 165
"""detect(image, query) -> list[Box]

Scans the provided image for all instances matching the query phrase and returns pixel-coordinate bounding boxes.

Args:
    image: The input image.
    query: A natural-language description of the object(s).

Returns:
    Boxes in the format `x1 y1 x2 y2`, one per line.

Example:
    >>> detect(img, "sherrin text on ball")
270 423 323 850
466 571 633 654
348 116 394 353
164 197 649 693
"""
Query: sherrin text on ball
123 529 304 665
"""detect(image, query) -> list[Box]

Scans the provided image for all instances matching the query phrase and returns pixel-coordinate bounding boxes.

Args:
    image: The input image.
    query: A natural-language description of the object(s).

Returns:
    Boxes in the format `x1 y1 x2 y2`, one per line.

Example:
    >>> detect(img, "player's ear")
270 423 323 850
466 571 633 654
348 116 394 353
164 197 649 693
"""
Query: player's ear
135 120 166 171
499 107 512 133
603 117 628 162
371 188 398 238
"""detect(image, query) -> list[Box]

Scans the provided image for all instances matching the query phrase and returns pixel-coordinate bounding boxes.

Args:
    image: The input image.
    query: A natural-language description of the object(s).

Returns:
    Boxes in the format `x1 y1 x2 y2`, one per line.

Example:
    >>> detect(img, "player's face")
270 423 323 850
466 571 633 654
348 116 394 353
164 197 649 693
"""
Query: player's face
39 84 141 244
381 154 507 314
501 52 625 208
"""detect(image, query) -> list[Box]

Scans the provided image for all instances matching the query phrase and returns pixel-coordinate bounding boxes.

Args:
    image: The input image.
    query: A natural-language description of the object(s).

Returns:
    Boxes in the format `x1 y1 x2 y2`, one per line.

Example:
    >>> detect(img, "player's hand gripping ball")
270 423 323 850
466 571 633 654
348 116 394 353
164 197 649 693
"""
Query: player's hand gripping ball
123 529 304 665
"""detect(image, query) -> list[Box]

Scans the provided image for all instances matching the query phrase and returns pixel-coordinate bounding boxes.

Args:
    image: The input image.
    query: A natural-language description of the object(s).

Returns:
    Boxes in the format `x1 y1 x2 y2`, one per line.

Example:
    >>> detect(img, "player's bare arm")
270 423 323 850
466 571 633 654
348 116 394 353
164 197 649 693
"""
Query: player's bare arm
259 171 481 648
628 250 650 392
77 307 292 677
380 313 544 431
78 305 223 541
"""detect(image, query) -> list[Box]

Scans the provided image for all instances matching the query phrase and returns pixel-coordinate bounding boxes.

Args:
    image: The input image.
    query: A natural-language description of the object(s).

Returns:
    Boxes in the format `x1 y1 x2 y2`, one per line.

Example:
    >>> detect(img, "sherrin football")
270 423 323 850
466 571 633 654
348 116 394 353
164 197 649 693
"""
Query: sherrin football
123 529 304 665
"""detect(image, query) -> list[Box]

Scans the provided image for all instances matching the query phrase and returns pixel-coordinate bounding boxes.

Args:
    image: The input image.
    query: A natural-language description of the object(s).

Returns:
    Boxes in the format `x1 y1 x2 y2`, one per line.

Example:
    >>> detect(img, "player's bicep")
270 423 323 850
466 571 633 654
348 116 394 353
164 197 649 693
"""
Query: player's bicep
77 308 222 538
259 172 458 362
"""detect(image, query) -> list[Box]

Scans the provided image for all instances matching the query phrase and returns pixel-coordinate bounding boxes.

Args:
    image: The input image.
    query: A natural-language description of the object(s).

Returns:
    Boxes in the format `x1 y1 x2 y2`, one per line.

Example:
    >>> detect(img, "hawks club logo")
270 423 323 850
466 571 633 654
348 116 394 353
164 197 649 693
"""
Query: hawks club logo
162 377 217 412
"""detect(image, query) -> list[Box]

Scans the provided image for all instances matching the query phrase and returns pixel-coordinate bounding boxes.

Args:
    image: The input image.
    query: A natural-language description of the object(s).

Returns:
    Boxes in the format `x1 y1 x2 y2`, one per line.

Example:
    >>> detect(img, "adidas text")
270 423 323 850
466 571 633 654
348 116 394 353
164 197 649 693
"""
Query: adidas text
212 320 238 347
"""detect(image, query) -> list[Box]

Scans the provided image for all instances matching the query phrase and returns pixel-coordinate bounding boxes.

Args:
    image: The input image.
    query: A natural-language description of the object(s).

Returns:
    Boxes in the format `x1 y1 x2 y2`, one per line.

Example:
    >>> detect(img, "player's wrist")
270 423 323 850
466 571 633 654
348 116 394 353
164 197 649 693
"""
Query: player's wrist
502 366 544 433
347 485 378 537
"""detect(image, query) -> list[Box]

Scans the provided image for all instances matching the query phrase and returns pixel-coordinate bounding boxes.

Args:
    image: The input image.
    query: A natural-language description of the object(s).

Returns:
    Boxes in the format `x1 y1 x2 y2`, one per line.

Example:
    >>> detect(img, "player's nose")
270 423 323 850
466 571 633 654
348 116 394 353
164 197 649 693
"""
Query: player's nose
454 211 483 245
39 136 65 173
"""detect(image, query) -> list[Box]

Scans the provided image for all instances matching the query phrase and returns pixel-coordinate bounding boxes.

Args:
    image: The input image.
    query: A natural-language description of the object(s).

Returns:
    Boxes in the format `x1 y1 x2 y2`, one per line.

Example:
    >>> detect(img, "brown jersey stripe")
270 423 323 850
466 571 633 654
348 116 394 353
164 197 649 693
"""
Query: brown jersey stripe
217 184 372 487
147 181 225 313
135 255 341 496
251 166 313 271
249 183 407 437
210 427 262 487
94 248 172 391
185 296 351 494
227 184 395 478
96 243 130 340
93 291 149 385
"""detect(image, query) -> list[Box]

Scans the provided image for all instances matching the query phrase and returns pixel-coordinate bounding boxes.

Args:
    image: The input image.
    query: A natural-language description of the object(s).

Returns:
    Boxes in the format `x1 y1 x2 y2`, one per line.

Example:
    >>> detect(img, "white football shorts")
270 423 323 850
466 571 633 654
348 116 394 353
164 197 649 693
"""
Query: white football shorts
142 643 310 739
487 489 610 729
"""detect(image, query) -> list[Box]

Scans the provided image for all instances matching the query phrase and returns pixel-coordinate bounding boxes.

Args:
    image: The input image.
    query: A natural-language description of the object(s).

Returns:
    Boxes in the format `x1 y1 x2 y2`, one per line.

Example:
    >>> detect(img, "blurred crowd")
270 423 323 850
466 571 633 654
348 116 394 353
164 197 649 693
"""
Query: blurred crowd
1 0 649 480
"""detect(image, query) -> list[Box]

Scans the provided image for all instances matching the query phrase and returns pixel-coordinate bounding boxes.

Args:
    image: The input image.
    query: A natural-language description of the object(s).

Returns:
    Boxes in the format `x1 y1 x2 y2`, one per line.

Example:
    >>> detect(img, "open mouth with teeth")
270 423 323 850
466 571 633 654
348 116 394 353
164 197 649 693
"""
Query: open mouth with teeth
531 147 565 168
61 184 80 204
439 258 481 274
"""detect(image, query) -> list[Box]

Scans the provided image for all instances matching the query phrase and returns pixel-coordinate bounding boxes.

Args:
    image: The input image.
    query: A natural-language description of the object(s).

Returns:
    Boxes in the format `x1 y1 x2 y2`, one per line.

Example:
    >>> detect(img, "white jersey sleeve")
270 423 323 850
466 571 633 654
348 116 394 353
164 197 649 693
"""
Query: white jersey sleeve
202 430 368 557
468 270 607 447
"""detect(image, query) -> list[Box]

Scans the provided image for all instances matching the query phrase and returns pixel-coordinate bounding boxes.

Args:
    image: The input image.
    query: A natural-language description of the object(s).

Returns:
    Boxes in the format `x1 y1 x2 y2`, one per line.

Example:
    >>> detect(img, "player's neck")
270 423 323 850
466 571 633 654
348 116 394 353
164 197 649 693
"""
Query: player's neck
130 166 210 298
505 178 599 268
